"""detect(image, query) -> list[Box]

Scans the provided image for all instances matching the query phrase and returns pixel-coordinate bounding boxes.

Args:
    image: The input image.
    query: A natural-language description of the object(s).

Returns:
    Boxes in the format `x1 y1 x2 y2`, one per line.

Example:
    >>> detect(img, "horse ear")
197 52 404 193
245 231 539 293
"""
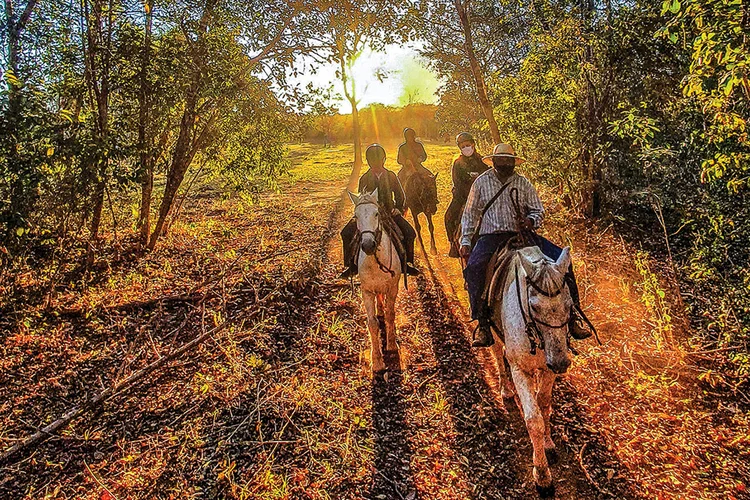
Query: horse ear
348 191 359 205
370 188 378 200
433 172 438 179
555 247 571 272
519 252 536 278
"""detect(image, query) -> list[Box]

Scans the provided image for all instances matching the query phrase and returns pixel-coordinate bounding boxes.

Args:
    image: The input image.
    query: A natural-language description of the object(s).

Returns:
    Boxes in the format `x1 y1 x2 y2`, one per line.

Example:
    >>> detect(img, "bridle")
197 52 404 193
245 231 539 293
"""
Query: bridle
355 200 396 277
514 258 570 355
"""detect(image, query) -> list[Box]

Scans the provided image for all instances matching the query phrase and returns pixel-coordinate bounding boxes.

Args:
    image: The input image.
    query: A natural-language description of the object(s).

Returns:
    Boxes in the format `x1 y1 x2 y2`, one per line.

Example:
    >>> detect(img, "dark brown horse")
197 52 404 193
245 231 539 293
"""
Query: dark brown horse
399 171 439 255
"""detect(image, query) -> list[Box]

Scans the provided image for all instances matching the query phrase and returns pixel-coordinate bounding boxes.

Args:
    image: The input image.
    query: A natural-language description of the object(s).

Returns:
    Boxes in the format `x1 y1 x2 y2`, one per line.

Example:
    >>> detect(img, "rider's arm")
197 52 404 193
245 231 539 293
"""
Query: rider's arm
391 172 407 212
451 158 461 193
523 179 544 229
397 145 407 166
460 180 483 247
418 142 427 162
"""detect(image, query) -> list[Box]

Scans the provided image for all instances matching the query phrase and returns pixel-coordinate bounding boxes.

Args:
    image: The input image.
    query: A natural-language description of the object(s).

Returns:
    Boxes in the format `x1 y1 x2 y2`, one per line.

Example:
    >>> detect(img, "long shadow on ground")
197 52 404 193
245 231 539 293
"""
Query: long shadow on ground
370 354 416 500
412 269 638 499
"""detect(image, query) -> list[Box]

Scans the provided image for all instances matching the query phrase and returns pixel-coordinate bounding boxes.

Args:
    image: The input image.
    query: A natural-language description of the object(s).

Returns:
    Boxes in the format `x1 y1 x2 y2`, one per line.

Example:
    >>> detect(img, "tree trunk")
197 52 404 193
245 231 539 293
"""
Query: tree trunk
136 0 154 246
455 0 501 145
2 0 39 243
83 0 112 263
579 0 601 217
147 84 199 250
348 100 363 190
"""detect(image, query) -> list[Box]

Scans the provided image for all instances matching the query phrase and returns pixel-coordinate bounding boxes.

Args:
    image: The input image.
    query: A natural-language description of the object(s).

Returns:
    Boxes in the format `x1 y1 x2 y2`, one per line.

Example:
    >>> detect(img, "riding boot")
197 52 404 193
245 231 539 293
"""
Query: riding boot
472 317 495 348
569 307 593 340
405 263 420 276
339 265 357 279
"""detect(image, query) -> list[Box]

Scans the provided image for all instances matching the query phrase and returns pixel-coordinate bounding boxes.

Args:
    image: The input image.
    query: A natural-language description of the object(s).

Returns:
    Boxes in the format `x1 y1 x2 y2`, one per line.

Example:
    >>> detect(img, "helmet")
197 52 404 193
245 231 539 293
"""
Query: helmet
456 132 474 145
365 143 386 166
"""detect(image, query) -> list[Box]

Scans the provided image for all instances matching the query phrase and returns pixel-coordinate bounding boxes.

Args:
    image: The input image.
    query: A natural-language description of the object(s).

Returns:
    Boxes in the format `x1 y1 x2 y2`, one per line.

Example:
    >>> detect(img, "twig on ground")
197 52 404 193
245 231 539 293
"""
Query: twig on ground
578 441 611 497
84 460 119 500
0 316 232 465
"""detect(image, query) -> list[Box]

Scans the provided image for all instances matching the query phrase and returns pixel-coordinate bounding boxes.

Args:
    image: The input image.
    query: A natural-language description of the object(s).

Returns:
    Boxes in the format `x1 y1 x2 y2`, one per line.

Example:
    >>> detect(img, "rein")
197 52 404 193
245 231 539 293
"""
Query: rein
513 259 570 355
355 200 397 278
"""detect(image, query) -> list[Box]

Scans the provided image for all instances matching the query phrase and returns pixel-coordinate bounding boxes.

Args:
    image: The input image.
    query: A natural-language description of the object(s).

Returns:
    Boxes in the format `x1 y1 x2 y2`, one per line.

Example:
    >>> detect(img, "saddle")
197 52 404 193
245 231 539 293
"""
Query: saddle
481 235 526 313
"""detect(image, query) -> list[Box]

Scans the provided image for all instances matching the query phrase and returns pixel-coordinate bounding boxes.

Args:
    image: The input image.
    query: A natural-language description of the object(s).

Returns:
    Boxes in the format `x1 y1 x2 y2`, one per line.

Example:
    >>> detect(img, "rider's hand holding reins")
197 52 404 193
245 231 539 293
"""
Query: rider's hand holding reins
460 245 471 258
521 217 535 231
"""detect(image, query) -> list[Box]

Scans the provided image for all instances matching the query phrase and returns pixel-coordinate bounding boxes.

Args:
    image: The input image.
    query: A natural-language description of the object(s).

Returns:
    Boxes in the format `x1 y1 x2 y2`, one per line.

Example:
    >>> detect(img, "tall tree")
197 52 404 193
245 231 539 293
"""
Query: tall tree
454 0 500 144
309 0 415 188
136 0 154 246
1 0 39 241
81 0 118 261
418 0 526 145
146 0 309 249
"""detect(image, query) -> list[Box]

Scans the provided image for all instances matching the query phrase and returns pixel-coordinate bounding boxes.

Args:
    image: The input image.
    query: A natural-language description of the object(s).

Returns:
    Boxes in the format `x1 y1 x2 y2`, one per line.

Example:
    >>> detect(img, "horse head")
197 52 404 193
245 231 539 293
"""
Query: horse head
518 246 573 374
349 189 381 255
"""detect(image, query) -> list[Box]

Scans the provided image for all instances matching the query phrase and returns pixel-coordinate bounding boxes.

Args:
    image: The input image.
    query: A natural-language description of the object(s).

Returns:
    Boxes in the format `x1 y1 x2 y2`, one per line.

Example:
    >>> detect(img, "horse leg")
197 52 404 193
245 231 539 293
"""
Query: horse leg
363 291 385 375
538 370 558 465
425 212 438 255
376 293 385 333
490 342 516 399
510 366 554 496
412 210 424 252
384 285 398 353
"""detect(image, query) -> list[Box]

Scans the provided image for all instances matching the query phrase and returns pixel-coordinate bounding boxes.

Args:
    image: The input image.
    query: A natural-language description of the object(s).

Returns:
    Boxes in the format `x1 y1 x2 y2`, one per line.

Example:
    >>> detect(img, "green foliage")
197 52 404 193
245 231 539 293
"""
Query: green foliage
661 0 750 191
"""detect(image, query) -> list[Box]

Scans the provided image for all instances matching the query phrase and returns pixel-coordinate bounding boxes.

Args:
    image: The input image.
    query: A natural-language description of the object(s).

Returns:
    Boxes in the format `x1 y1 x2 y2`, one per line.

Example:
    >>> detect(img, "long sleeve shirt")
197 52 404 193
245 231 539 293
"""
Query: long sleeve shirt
460 171 544 247
451 152 488 202
359 168 406 213
397 141 427 167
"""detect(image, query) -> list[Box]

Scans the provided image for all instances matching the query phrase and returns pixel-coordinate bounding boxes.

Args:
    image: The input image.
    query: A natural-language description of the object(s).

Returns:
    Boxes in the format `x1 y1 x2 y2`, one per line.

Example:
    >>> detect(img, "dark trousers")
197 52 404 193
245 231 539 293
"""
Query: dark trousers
463 232 581 320
341 215 416 269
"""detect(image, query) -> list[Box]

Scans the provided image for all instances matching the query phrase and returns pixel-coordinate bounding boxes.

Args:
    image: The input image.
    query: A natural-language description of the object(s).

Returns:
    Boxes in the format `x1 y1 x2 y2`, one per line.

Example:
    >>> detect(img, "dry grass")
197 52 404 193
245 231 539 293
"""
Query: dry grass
1 142 747 499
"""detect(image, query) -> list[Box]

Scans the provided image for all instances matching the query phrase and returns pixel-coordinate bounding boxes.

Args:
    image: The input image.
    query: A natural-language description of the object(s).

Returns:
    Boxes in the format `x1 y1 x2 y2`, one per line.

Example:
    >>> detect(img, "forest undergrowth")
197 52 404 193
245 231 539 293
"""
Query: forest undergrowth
0 143 748 499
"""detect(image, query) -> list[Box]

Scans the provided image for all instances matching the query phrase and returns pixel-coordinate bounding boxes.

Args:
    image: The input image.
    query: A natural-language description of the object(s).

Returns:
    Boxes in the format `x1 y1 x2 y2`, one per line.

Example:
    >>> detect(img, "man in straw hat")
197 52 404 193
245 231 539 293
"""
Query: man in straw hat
459 143 593 347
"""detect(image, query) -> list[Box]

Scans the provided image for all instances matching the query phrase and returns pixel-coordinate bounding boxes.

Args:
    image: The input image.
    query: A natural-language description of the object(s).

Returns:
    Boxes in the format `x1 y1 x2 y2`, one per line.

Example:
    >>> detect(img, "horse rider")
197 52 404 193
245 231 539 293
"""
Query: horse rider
459 143 593 347
445 132 488 258
340 144 420 279
397 127 434 189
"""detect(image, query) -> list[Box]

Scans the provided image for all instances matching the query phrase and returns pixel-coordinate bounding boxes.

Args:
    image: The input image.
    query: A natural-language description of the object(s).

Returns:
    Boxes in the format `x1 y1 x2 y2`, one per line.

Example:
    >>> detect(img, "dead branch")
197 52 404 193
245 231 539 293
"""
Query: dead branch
0 317 231 465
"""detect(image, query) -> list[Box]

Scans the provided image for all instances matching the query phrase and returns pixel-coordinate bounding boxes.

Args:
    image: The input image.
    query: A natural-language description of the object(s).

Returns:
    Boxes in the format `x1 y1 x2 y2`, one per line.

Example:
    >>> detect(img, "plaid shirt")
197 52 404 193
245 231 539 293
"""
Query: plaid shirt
460 170 544 247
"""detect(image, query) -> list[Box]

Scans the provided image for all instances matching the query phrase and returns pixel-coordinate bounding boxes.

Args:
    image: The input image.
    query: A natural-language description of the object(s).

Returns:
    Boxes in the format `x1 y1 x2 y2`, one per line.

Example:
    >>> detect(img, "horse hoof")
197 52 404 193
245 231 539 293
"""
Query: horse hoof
545 447 559 465
536 483 555 498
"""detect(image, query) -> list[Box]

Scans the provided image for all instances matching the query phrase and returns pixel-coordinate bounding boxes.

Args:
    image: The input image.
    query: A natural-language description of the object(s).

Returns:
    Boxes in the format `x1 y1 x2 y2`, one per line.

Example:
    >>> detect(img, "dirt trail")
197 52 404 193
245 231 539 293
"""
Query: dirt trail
327 142 748 499
3 143 746 499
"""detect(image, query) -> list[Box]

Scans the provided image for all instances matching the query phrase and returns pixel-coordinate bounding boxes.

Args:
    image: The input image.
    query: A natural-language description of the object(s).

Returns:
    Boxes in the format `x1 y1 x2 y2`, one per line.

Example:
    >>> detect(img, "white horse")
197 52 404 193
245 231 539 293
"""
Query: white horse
348 189 402 376
488 245 573 497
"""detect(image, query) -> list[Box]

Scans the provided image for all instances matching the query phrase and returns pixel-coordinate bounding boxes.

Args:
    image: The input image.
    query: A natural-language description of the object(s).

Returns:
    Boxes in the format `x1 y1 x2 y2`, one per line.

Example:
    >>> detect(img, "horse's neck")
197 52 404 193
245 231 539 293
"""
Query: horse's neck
503 256 527 317
361 229 397 267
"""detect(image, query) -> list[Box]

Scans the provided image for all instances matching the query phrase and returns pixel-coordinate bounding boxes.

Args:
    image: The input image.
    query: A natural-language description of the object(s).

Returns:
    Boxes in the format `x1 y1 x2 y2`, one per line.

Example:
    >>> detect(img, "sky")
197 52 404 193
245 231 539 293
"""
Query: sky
289 44 443 114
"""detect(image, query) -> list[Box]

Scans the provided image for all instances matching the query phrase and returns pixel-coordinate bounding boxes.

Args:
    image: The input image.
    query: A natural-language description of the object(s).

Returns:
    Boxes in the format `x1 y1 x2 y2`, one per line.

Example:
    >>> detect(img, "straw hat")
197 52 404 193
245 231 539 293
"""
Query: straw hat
482 143 526 166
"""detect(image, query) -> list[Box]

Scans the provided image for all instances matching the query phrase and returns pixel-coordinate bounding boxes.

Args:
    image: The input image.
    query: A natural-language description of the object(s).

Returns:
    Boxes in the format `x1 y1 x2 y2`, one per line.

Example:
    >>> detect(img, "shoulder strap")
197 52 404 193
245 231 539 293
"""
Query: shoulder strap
481 178 513 219
470 176 513 247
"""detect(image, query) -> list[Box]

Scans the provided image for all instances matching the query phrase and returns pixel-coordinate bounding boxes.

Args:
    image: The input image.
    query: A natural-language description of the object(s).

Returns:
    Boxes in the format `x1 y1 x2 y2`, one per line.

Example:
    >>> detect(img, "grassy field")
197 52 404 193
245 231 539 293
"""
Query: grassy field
1 142 747 499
